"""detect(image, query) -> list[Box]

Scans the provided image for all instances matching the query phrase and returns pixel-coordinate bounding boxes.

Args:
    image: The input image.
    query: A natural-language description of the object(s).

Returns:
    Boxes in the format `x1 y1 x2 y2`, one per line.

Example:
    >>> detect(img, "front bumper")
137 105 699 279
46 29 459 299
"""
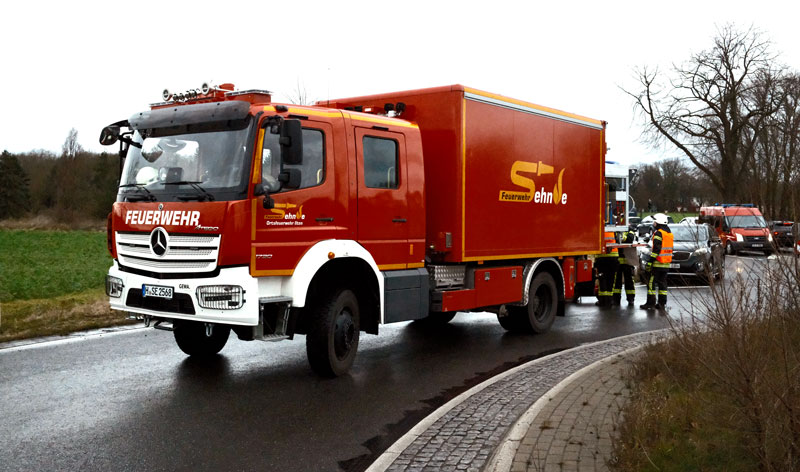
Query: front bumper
729 240 771 252
107 262 268 326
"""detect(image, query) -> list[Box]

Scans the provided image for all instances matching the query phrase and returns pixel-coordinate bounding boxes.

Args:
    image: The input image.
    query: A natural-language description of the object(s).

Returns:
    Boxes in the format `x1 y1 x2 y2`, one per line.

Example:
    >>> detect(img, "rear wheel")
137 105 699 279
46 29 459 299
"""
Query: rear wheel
173 321 230 358
306 289 360 377
498 272 558 333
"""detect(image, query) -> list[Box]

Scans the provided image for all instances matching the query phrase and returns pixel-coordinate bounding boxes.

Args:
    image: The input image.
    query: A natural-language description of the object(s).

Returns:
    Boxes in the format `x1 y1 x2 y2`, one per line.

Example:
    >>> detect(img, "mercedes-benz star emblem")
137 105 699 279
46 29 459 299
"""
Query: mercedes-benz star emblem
158 203 164 211
150 227 169 257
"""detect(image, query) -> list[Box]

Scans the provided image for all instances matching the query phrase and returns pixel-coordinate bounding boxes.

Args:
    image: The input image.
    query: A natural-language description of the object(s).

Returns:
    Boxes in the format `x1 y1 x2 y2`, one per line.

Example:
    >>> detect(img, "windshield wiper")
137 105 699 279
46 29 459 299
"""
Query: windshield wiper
119 183 157 202
166 181 215 202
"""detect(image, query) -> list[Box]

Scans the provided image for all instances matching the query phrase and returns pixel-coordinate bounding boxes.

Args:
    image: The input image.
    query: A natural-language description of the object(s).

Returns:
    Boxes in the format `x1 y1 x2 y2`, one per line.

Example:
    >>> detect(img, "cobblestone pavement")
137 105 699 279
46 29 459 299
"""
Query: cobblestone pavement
509 351 636 472
368 330 664 472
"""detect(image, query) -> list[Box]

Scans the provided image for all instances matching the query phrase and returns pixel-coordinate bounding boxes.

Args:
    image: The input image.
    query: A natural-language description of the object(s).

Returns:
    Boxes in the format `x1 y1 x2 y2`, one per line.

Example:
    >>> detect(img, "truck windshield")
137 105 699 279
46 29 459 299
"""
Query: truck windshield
725 215 766 229
118 120 252 202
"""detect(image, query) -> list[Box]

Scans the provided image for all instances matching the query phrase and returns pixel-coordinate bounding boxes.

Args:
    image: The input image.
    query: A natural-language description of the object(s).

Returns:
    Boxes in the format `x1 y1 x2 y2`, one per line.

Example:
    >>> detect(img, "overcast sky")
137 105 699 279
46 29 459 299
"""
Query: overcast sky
1 0 797 166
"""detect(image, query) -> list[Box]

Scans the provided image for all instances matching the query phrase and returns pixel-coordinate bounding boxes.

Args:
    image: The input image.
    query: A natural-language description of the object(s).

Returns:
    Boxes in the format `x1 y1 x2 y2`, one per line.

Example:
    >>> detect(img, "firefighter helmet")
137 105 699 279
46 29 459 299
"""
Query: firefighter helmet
653 213 669 226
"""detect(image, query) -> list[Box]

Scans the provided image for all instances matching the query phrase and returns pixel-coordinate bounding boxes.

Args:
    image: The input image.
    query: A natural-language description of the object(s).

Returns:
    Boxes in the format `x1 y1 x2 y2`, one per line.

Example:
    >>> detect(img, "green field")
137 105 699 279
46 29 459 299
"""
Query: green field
0 230 112 302
0 229 133 342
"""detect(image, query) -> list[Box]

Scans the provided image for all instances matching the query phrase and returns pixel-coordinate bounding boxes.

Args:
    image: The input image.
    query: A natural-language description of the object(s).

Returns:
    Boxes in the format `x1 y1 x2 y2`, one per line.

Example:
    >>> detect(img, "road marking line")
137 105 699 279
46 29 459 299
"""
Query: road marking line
0 324 148 354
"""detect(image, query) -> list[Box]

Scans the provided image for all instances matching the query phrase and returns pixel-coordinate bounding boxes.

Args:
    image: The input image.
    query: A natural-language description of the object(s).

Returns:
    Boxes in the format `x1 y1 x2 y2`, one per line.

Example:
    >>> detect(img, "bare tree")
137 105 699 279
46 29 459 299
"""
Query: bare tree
286 78 313 105
61 128 83 159
624 25 785 203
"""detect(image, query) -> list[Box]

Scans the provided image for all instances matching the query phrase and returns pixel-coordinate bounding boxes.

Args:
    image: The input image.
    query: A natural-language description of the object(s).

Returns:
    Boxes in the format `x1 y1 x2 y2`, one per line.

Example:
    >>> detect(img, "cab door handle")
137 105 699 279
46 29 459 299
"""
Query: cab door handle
316 217 334 222
392 218 407 223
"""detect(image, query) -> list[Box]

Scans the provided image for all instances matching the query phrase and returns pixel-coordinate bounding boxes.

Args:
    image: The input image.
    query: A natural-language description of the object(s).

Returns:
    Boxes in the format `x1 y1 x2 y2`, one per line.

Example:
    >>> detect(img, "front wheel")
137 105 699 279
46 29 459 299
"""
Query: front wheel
725 243 737 256
306 289 360 377
173 321 230 358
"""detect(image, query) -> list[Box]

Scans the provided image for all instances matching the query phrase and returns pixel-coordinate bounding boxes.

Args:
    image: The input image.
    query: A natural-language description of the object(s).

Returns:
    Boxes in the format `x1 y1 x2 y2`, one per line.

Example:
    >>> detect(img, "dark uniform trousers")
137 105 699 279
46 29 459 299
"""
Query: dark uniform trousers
613 263 636 304
595 255 619 307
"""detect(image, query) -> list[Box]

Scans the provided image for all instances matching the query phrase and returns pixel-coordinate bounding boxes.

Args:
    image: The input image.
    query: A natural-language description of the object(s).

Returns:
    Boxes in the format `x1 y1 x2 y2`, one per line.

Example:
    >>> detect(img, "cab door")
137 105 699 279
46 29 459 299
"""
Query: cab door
355 127 408 269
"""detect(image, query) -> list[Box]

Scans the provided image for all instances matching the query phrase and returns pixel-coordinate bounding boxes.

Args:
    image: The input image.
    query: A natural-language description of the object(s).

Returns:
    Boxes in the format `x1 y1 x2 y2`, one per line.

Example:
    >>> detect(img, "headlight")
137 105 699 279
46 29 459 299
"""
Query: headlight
768 233 773 242
735 233 744 242
197 285 244 310
693 247 708 255
106 276 124 298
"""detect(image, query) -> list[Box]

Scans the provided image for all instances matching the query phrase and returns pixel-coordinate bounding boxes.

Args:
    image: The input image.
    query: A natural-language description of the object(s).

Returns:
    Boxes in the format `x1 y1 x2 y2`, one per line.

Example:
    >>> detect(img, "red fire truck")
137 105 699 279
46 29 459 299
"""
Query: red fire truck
100 83 608 376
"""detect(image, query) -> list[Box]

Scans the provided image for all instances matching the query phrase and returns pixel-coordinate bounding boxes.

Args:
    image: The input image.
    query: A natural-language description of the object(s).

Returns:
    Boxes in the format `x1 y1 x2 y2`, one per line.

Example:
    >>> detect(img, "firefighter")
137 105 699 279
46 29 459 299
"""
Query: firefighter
612 224 637 306
640 213 673 310
595 231 619 308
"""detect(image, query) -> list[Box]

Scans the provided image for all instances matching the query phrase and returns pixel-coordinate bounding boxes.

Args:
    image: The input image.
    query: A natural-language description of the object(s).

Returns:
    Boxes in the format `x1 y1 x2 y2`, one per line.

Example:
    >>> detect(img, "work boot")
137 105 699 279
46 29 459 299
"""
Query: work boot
640 303 656 310
627 298 635 306
612 297 621 306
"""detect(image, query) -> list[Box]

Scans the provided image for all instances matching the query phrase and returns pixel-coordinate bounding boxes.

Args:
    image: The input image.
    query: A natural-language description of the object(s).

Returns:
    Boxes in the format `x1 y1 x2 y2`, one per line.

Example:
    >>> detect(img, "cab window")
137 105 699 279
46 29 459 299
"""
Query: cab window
363 136 398 189
261 128 325 192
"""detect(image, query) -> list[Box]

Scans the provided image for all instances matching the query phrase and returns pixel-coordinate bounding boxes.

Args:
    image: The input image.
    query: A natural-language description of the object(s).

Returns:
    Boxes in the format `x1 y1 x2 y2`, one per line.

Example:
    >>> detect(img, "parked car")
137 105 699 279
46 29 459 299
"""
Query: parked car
768 220 794 248
679 216 699 224
638 223 724 283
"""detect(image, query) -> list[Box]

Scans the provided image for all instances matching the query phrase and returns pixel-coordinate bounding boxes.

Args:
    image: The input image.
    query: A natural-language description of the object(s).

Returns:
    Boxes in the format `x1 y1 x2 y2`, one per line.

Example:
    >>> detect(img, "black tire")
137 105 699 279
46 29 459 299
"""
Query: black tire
415 311 457 325
499 272 558 334
306 289 360 377
725 243 737 256
173 321 230 358
497 309 525 331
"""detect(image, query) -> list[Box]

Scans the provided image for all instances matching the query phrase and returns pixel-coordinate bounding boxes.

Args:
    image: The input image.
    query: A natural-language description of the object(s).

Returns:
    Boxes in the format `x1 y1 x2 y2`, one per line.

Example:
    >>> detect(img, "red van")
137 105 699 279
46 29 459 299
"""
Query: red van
699 204 773 256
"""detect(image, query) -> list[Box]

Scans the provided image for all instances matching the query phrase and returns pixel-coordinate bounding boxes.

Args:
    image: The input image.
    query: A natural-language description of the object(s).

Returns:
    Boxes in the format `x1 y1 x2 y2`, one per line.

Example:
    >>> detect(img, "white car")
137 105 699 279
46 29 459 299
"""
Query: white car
679 216 699 224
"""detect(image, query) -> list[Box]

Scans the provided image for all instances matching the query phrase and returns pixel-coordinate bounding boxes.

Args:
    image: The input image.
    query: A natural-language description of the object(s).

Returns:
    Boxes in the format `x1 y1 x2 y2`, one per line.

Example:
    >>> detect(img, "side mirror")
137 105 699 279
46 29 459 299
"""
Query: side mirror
279 168 302 189
280 119 303 165
99 125 120 146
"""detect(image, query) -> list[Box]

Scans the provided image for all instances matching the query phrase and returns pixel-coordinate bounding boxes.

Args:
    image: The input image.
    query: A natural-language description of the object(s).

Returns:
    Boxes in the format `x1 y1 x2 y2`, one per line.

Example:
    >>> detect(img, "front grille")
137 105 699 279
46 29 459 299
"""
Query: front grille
125 289 196 315
672 251 691 262
745 236 766 243
116 231 221 274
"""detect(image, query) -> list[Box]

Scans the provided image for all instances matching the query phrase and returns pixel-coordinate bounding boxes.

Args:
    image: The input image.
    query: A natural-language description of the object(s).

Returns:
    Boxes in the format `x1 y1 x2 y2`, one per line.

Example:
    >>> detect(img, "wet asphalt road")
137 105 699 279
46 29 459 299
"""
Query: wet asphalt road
0 254 777 472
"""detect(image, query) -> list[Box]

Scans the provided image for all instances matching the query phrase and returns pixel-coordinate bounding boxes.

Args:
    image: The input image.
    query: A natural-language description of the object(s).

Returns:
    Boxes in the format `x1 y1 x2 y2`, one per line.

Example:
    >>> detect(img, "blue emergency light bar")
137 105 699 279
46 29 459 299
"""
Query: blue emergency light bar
713 203 754 207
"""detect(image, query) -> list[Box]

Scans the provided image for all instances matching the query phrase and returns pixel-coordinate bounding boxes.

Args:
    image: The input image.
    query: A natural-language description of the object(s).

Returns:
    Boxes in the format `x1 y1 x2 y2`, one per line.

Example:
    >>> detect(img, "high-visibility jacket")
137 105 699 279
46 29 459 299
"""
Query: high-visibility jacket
597 231 618 257
649 227 673 268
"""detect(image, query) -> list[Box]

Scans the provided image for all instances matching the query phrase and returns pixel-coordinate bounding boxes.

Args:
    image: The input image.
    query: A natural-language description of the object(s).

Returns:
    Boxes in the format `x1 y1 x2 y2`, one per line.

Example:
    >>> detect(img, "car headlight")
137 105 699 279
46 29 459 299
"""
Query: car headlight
767 233 773 242
693 247 709 256
735 233 744 242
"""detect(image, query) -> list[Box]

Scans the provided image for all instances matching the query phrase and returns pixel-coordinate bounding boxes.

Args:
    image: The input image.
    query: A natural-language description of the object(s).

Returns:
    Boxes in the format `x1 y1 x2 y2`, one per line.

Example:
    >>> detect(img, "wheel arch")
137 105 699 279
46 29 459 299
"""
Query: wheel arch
513 258 565 316
289 240 382 335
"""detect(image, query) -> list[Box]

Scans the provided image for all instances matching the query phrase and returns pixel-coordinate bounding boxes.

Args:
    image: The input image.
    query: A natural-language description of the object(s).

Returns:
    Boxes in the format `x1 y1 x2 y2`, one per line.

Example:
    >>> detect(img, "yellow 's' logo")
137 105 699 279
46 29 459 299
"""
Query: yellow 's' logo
499 160 567 205
266 203 305 220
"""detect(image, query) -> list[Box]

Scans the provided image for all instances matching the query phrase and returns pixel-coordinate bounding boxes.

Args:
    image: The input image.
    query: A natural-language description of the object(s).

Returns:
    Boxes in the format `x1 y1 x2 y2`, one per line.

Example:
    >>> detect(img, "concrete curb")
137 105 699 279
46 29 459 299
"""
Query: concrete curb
483 344 649 472
366 329 668 472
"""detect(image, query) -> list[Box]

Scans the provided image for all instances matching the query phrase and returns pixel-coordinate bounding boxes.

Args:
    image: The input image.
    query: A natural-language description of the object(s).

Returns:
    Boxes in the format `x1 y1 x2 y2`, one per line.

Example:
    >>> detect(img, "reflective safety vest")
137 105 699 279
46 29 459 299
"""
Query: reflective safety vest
653 229 673 266
598 231 618 257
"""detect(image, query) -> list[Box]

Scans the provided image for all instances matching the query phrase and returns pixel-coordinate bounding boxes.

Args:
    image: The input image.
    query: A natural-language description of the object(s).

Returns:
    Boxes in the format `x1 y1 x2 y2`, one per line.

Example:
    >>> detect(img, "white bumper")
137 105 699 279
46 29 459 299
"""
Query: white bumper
107 262 288 326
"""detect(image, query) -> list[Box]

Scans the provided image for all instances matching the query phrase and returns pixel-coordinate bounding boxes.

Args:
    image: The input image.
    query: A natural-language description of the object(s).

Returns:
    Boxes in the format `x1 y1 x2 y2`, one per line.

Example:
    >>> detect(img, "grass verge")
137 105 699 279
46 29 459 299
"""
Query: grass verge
0 228 132 342
612 257 800 471
0 289 136 343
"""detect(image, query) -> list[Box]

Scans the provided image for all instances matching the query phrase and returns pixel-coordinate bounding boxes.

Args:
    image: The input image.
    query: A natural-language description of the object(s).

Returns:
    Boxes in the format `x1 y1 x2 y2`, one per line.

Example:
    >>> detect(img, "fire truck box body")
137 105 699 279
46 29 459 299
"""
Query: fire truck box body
102 83 607 376
323 85 605 264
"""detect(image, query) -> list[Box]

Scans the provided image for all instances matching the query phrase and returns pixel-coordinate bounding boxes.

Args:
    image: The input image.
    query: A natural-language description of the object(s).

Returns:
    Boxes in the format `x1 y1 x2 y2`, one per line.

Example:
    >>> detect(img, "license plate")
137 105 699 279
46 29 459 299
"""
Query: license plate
670 263 680 269
142 284 173 299
751 244 763 248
